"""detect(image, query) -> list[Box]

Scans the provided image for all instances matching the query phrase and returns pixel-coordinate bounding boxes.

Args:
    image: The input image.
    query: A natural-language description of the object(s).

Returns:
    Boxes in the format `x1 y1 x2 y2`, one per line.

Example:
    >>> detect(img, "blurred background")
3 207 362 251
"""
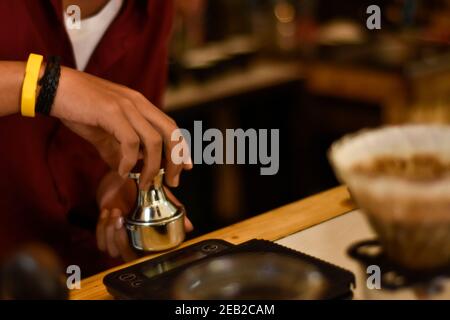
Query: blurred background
167 0 450 238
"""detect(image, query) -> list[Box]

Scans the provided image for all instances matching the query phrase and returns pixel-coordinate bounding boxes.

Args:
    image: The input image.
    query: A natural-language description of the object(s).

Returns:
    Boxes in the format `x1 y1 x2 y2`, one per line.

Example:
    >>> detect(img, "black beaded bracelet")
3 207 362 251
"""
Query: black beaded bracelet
36 56 61 115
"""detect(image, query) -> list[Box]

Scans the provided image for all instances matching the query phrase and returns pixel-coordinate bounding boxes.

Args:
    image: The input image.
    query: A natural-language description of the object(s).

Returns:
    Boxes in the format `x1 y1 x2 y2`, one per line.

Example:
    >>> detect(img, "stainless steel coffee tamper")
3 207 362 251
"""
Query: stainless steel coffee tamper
126 169 185 252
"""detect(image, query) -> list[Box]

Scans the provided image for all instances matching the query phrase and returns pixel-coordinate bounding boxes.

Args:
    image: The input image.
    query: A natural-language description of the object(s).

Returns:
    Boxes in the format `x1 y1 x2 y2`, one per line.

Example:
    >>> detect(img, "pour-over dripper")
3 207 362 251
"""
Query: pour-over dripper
126 169 185 252
329 125 450 271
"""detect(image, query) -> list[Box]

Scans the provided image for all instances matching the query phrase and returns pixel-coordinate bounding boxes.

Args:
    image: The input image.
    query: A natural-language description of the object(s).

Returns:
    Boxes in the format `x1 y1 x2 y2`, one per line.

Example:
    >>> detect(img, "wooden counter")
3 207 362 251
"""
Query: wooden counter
70 186 354 300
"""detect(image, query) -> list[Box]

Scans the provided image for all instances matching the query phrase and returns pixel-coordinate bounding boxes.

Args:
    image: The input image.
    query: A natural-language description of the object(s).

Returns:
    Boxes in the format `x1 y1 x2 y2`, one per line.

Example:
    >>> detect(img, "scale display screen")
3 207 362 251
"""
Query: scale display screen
141 250 208 279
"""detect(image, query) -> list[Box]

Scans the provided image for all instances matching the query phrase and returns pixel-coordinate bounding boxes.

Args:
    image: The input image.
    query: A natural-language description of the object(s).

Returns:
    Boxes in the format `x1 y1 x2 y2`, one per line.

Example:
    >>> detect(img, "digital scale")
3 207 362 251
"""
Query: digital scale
103 239 355 300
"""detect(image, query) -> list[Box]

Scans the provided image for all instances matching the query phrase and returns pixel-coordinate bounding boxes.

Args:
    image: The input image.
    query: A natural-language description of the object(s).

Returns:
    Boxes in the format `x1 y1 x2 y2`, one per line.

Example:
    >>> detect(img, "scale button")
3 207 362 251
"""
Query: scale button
118 273 136 281
201 244 219 252
131 280 144 288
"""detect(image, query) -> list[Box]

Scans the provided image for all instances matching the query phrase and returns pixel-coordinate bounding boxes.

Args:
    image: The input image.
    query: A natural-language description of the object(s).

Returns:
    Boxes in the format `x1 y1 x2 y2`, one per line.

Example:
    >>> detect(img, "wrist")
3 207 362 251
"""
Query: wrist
0 61 44 116
35 56 61 116
49 65 69 118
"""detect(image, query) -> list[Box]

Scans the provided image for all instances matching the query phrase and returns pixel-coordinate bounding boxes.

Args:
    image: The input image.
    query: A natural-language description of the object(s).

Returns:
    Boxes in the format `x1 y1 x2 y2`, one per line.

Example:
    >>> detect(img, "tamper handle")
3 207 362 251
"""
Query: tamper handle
128 169 165 189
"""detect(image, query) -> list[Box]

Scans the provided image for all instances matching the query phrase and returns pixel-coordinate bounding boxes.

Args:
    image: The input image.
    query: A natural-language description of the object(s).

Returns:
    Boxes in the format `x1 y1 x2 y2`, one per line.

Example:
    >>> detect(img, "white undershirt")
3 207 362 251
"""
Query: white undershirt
64 0 124 71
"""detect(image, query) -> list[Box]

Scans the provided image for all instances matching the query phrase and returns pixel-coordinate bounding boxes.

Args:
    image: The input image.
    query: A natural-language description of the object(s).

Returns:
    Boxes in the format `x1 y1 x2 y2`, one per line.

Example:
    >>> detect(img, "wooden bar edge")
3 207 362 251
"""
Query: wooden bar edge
70 185 354 300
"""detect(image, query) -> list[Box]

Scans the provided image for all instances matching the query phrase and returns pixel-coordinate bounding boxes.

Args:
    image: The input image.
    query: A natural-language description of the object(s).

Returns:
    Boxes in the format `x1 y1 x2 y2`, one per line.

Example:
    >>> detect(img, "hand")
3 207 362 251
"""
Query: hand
52 67 192 190
96 171 194 261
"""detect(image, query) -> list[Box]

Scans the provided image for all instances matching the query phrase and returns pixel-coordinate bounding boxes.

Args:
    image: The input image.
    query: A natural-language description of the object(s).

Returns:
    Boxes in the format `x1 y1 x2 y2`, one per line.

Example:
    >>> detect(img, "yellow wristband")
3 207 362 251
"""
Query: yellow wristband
21 53 44 117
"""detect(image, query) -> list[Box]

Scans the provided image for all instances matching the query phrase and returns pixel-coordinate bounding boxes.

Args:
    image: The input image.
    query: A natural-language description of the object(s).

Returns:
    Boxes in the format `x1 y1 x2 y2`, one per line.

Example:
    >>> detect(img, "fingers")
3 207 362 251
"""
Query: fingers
122 104 162 190
184 216 194 233
104 89 193 188
106 108 140 178
96 209 109 252
164 186 181 205
163 129 190 187
97 208 137 260
105 209 122 258
115 226 138 262
132 95 192 187
56 69 192 186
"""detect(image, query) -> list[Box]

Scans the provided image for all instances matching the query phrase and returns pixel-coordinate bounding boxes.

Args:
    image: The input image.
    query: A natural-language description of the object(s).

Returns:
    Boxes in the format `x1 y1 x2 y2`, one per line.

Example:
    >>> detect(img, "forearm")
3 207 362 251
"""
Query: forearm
0 61 44 116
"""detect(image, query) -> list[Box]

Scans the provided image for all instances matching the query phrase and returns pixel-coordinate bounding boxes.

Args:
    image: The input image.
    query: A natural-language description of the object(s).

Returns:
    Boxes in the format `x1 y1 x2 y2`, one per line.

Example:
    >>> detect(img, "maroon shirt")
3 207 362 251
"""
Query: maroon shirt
0 0 173 276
